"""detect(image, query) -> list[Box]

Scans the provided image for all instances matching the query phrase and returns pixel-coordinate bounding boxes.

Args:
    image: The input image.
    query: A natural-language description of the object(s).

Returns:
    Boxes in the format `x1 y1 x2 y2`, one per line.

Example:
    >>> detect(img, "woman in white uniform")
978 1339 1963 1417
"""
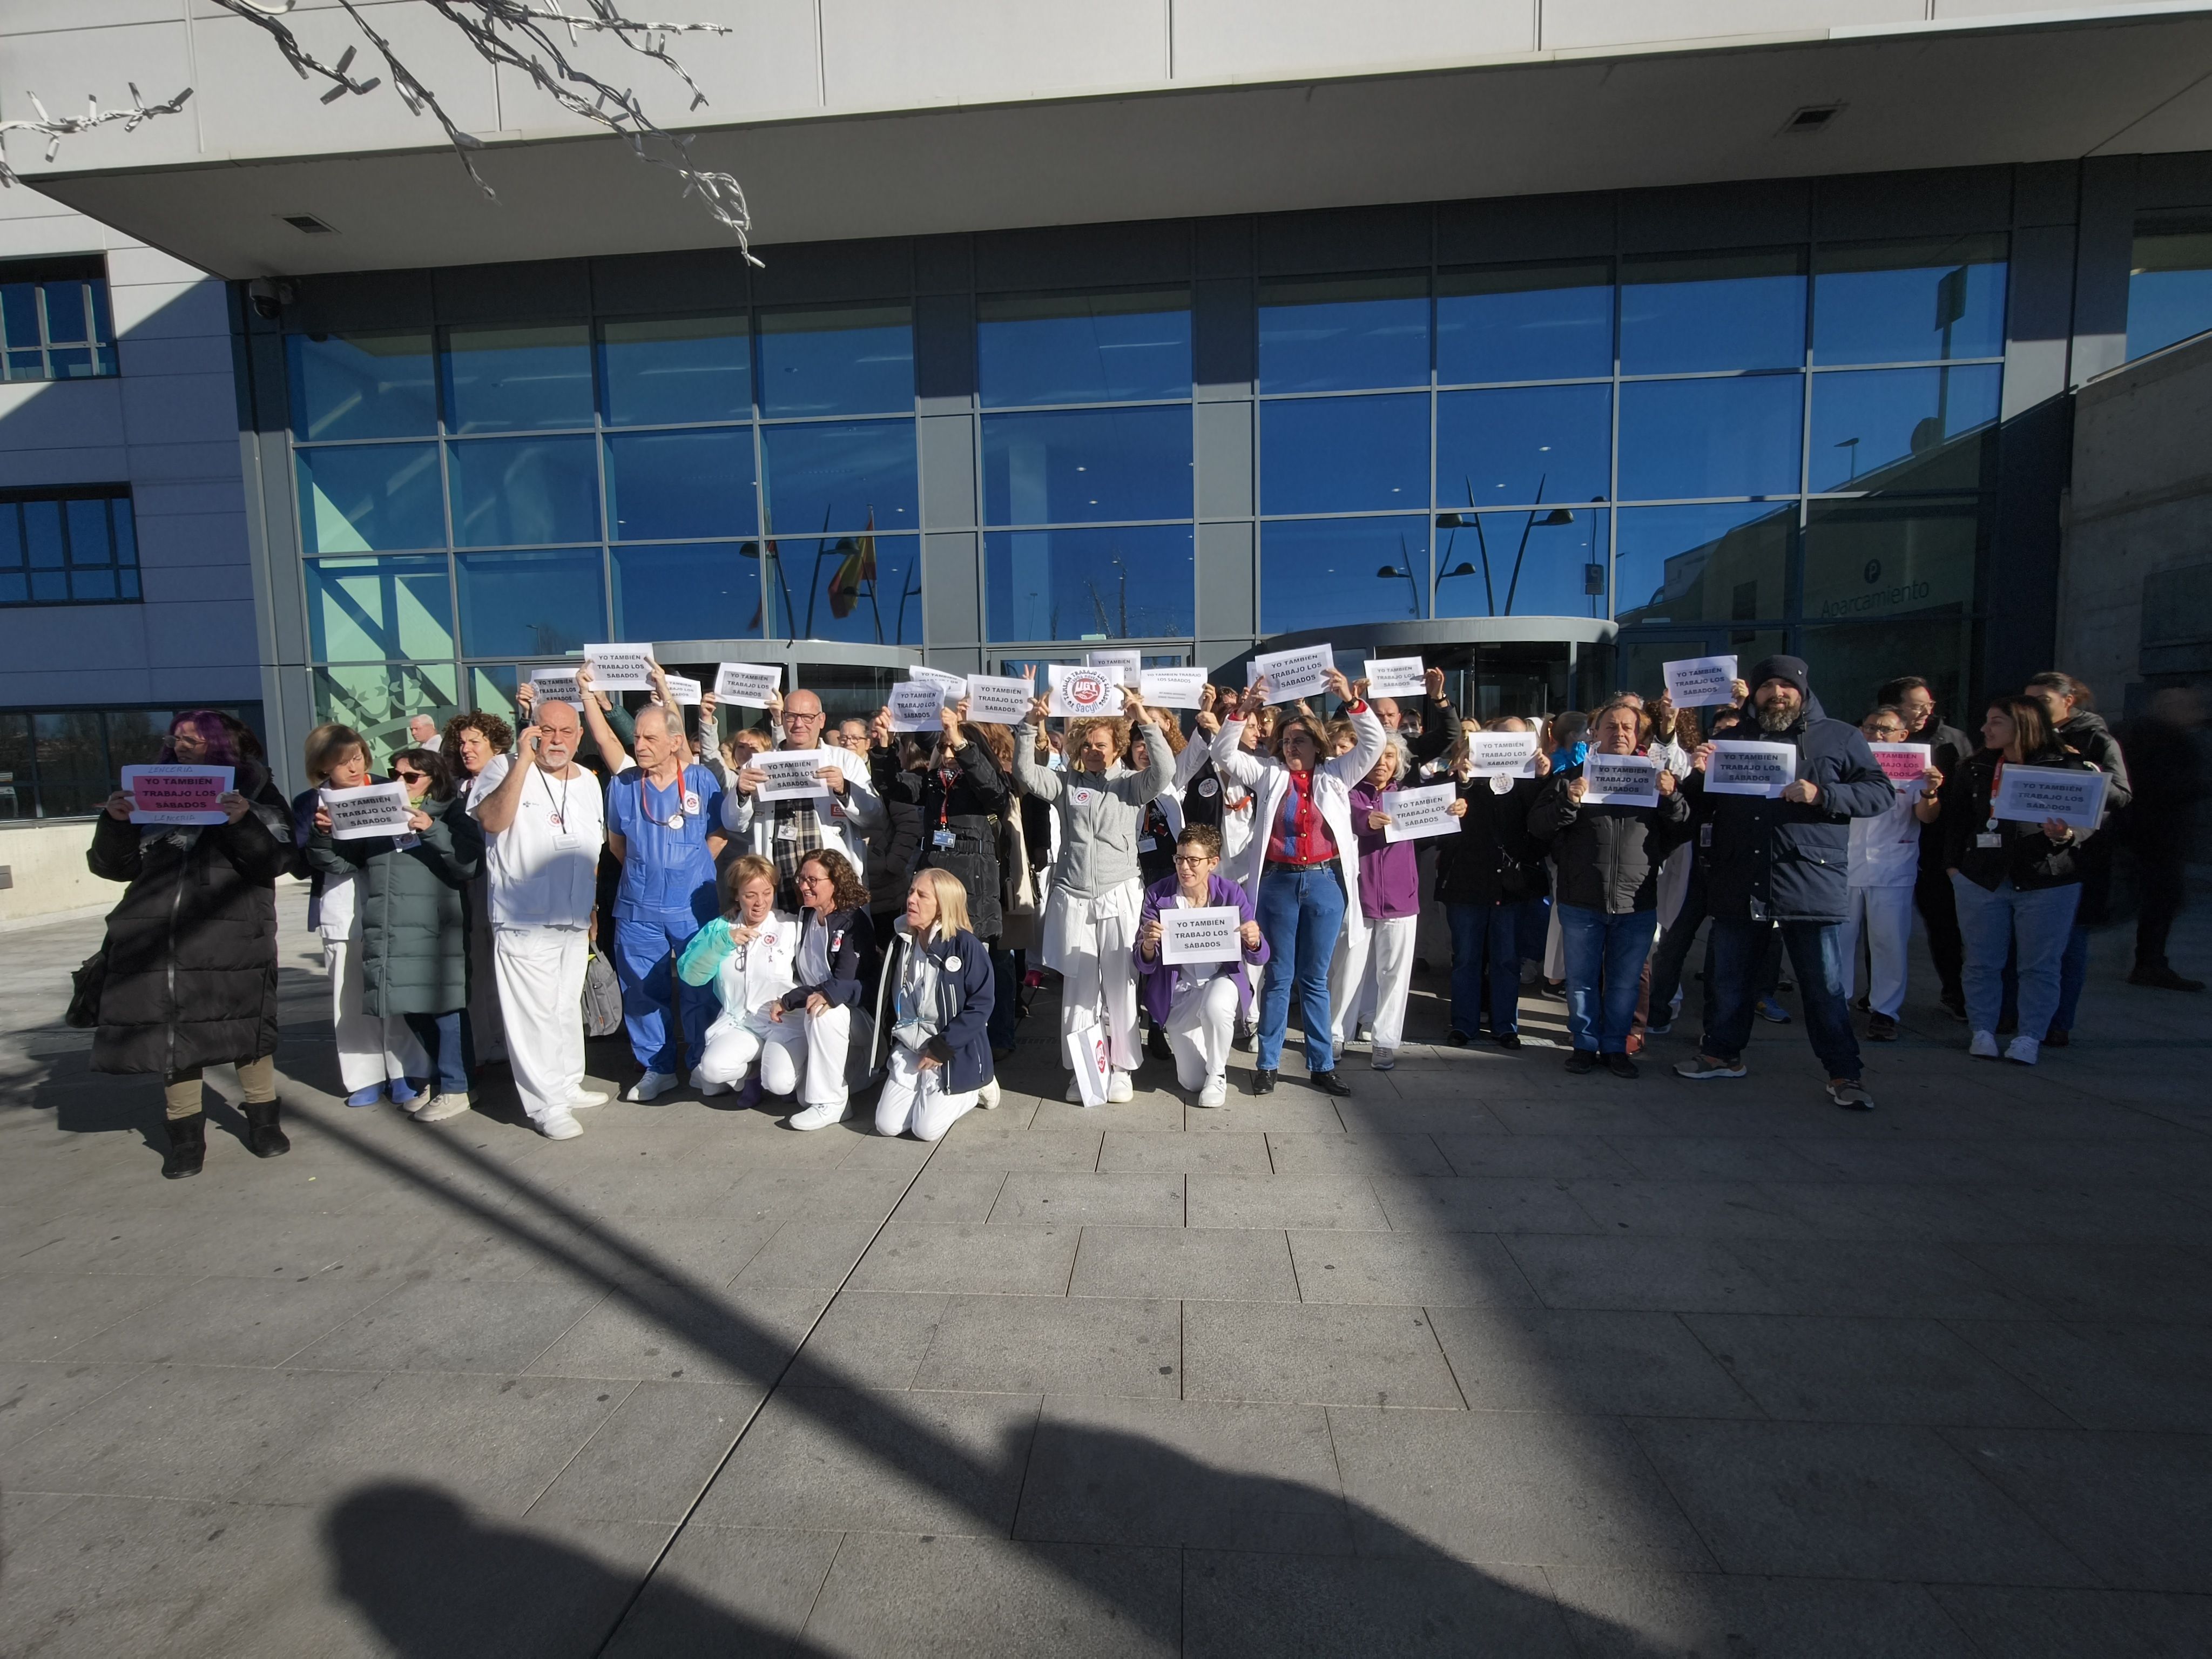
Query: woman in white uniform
776 849 876 1131
1843 706 1944 1042
680 853 802 1104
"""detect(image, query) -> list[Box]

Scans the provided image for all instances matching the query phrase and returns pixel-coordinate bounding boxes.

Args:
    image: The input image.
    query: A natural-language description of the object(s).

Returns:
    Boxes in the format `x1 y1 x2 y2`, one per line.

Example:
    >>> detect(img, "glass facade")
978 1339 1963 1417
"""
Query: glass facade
0 703 261 819
0 257 118 383
2126 210 2212 361
0 490 139 606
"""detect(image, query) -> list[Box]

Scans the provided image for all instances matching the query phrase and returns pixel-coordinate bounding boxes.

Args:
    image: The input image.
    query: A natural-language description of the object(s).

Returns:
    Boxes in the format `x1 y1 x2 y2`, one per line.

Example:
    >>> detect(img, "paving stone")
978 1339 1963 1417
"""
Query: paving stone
0 1270 201 1361
1186 1172 1388 1230
1600 1135 1839 1182
1565 1178 1819 1239
888 1165 1008 1224
1096 1130 1270 1174
1066 1226 1300 1303
1505 1235 2040 1318
1926 1584 2212 1659
911 1294 1181 1397
928 1127 1104 1170
848 1223 1078 1296
1426 1307 1759 1419
1941 1427 2212 1592
1369 1174 1600 1233
1682 1313 2073 1426
1431 1132 1638 1180
287 1276 610 1374
0 1359 148 1454
1958 1240 2212 1323
1181 1301 1462 1407
1185 1551 1577 1657
1263 1132 1452 1175
1543 1569 1978 1658
988 1172 1187 1227
528 1379 761 1525
59 1271 399 1368
1286 1230 1540 1307
783 1291 952 1390
599 1524 842 1658
729 1216 885 1289
1947 1318 2212 1432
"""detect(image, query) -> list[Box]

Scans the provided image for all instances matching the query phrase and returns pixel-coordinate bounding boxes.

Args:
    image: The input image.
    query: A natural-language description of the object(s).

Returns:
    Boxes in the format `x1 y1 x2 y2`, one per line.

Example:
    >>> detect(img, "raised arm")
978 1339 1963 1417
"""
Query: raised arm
575 667 632 773
1011 721 1063 801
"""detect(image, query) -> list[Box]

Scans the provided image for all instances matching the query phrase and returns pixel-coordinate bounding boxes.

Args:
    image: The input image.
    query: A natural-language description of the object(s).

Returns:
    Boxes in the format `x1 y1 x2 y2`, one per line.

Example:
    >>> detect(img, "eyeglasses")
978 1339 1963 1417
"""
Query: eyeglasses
394 770 425 784
1171 853 1214 867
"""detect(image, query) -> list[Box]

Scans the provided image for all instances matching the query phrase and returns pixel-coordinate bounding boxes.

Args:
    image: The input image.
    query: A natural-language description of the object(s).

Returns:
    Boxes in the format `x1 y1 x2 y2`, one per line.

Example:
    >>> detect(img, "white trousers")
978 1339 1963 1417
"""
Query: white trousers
1842 884 1915 1018
747 1003 860 1107
1043 880 1142 1074
494 924 588 1127
873 1044 980 1141
697 1010 807 1095
466 879 506 1064
326 937 427 1093
1330 912 1417 1052
1165 973 1240 1090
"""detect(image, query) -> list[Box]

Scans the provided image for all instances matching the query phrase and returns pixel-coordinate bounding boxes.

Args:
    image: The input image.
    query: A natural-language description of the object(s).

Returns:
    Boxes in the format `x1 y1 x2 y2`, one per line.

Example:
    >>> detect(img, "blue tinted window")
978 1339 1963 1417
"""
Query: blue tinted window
1614 502 1792 628
441 324 595 433
2126 218 2212 361
1258 276 1428 393
1437 261 1613 384
599 315 751 425
611 541 761 639
979 289 1191 407
1260 516 1428 633
772 531 922 644
986 524 1195 641
1435 507 1609 619
605 428 758 540
288 332 437 441
1436 384 1610 511
456 549 605 656
760 419 917 536
757 305 913 416
448 436 601 547
1621 251 1805 374
296 443 446 553
1813 237 2007 365
1617 375 1803 501
1808 365 2000 492
305 555 455 662
981 406 1191 525
1260 394 1426 516
1803 497 1980 625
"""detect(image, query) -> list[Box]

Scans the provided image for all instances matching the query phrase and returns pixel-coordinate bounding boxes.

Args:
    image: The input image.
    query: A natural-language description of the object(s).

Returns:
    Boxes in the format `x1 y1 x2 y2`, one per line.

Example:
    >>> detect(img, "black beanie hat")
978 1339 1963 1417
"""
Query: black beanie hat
1745 655 1810 702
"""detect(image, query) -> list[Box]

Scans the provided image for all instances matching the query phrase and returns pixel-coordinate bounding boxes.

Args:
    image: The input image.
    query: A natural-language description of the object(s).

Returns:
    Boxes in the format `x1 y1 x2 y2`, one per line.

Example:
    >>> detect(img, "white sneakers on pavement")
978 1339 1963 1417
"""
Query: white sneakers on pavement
1197 1076 1228 1110
787 1098 852 1131
538 1107 583 1140
978 1078 1002 1110
415 1091 471 1123
569 1088 610 1109
625 1070 678 1103
2004 1036 2041 1066
1105 1070 1134 1104
1370 1047 1396 1071
1969 1031 2000 1060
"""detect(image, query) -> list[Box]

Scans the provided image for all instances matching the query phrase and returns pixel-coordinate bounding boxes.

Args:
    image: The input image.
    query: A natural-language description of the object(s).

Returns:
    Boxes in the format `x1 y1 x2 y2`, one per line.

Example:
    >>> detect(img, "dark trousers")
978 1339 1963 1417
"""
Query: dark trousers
1703 919 1862 1082
1648 868 1708 1023
2136 844 2187 968
1914 861 1965 1000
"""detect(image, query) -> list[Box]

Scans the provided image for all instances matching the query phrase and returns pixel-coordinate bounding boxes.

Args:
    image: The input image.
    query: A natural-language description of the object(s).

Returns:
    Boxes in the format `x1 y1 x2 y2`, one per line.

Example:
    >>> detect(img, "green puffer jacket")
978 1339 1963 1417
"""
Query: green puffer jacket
307 793 482 1016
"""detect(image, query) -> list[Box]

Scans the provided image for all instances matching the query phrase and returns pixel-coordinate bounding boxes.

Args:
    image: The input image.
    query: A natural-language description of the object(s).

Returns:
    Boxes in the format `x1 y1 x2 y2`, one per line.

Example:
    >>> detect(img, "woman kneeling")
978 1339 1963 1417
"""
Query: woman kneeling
679 854 801 1105
875 868 999 1141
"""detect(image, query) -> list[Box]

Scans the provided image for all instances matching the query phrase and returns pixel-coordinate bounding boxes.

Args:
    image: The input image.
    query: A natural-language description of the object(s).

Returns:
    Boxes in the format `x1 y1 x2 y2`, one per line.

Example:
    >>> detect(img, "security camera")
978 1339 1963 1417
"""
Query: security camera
246 279 297 321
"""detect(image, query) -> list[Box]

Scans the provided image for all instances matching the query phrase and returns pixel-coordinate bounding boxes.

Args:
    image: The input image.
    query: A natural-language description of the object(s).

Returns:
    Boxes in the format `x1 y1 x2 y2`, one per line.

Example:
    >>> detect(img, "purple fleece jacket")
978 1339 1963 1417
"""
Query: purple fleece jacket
1348 782 1422 921
1133 870 1270 1027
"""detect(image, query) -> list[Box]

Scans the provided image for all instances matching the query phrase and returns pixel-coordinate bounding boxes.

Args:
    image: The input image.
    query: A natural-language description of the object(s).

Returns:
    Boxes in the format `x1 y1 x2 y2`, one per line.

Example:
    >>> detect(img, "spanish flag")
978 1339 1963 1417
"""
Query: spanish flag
828 510 876 620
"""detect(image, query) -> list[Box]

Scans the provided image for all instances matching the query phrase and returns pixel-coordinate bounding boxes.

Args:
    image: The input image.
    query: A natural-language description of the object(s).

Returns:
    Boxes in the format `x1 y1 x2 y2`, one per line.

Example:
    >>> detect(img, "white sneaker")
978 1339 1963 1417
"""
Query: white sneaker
1969 1031 2000 1060
2004 1036 2041 1066
414 1091 471 1123
538 1107 583 1140
978 1078 1002 1110
787 1098 851 1131
1105 1070 1134 1104
625 1070 678 1103
568 1088 610 1110
390 1082 429 1112
1370 1047 1397 1071
1197 1076 1228 1110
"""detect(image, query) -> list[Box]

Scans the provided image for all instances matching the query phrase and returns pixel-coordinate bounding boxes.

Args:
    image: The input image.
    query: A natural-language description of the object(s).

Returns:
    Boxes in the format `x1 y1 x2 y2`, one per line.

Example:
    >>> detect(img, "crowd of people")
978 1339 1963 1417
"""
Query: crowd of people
83 651 2207 1178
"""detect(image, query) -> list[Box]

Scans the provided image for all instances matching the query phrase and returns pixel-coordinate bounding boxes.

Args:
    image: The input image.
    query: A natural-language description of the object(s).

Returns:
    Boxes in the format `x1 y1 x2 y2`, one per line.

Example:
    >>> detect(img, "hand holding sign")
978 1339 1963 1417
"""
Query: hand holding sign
1991 764 2107 831
1704 740 1798 798
1159 905 1244 965
965 674 1034 725
1868 742 1934 797
887 679 946 732
1362 656 1426 701
1138 666 1206 709
1048 664 1125 718
1662 655 1739 709
583 644 657 692
1582 753 1661 806
713 662 781 707
1084 648 1142 683
530 669 585 709
1378 783 1460 843
321 781 414 840
752 749 832 801
119 764 235 826
1251 644 1335 705
1462 731 1539 778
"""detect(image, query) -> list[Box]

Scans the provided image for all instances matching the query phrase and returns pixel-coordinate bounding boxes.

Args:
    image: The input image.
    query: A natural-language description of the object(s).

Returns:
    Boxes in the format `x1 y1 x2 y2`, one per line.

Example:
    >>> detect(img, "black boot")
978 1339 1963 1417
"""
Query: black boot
163 1112 206 1179
244 1098 290 1158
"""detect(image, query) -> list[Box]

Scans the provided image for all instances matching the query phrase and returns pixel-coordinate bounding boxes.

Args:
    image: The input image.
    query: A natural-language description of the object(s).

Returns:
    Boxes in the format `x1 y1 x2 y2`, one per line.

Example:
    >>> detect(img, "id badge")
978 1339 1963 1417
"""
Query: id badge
1137 835 1157 853
932 827 957 850
396 833 422 851
1976 832 2001 849
1698 824 1713 849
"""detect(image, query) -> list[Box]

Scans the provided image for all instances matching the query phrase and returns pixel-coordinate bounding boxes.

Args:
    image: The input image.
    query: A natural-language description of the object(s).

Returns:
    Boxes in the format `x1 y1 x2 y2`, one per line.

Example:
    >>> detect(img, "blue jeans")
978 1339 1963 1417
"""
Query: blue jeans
1448 902 1522 1037
1514 896 1551 966
614 907 719 1075
2000 923 2092 1035
1557 905 1657 1055
402 1011 468 1095
1952 875 2080 1042
1704 919 1860 1081
1647 867 1707 1023
1256 864 1347 1073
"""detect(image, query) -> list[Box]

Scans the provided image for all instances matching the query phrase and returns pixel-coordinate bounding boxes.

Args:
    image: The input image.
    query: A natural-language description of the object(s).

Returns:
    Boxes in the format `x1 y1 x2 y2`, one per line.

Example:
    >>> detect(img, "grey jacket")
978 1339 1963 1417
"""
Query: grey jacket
1013 723 1174 899
307 794 482 1016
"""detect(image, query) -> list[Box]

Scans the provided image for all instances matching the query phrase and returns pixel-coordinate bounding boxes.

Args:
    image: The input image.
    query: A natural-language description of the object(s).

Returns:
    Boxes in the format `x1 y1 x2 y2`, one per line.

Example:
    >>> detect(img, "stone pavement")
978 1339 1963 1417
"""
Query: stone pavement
2 884 2210 1657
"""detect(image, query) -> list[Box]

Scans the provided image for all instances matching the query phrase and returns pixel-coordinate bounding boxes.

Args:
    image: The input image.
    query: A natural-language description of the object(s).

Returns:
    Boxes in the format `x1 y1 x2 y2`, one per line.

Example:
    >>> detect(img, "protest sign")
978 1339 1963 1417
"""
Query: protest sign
1251 643 1335 704
908 664 968 704
1582 753 1660 807
322 781 414 840
1049 664 1125 718
1379 783 1460 844
1138 666 1206 709
887 679 946 732
530 669 585 709
1869 741 1934 796
966 674 1034 725
1662 655 1739 709
1464 731 1540 778
1705 740 1798 798
1085 648 1143 683
1992 764 2108 831
1363 656 1426 700
713 662 781 706
583 643 656 692
752 750 831 802
1160 905 1245 966
120 764 233 826
662 674 702 707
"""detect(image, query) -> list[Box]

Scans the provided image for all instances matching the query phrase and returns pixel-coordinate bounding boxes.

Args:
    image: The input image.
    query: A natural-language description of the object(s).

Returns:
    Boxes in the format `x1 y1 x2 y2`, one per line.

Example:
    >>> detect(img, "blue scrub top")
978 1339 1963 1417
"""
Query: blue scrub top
605 762 725 920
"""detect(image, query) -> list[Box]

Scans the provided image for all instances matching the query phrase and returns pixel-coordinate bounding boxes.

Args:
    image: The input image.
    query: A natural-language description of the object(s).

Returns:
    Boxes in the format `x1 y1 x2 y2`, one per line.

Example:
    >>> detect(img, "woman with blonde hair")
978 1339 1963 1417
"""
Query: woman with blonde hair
873 866 999 1139
680 853 801 1105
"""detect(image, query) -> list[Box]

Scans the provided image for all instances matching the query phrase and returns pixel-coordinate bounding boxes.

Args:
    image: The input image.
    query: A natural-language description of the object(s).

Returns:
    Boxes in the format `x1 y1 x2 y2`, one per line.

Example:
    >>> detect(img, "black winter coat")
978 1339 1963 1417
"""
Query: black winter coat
1404 694 1465 771
2055 711 2133 925
780 905 875 1011
1434 775 1547 907
88 761 297 1076
1942 747 2101 892
1689 708 1894 925
871 739 1009 941
307 792 481 1016
1914 721 1974 874
1528 763 1691 915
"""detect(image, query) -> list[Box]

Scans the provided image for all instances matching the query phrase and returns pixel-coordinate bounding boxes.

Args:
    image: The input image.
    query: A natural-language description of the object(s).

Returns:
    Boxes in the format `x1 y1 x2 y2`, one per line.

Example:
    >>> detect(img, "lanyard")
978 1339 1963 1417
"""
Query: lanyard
636 767 688 830
537 766 572 829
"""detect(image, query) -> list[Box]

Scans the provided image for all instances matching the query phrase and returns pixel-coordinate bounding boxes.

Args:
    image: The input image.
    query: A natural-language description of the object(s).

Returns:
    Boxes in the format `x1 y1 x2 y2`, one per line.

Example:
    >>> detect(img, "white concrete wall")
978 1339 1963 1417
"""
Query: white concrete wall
0 818 308 926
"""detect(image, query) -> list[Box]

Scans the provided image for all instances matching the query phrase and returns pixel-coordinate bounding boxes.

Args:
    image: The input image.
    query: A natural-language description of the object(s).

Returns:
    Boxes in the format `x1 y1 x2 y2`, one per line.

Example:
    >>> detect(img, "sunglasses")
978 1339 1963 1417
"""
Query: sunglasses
395 769 426 784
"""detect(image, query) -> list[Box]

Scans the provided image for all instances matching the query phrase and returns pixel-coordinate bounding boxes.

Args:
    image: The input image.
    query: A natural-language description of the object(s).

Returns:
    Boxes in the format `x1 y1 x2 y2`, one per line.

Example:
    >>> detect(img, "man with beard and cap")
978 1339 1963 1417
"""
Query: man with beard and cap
1877 673 1974 1020
1675 655 1896 1109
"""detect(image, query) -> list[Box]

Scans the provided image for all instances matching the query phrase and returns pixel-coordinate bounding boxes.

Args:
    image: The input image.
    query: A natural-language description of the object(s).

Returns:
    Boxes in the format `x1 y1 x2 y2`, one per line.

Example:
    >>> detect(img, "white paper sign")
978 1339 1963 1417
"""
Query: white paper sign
1379 783 1461 844
662 674 702 707
1252 643 1336 704
1663 655 1739 709
1065 1013 1112 1108
966 674 1034 726
1992 764 2108 831
1464 731 1540 778
1049 664 1126 718
1705 740 1798 798
1582 753 1660 807
1363 656 1426 700
713 662 781 706
1868 741 1934 797
752 748 832 802
1085 649 1143 683
908 665 968 704
584 643 657 692
120 764 234 826
530 669 585 709
1138 667 1206 709
1161 904 1244 966
887 679 946 732
322 780 414 840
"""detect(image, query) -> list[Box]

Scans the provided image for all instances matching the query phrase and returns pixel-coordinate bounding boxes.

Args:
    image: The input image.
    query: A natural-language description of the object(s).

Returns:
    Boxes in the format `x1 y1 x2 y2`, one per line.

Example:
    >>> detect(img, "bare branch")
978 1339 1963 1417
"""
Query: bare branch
0 83 193 186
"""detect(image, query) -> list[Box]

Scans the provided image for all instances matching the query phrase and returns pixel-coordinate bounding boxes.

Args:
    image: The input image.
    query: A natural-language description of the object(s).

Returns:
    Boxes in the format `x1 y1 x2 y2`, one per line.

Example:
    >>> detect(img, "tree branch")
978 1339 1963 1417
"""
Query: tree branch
0 84 193 186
